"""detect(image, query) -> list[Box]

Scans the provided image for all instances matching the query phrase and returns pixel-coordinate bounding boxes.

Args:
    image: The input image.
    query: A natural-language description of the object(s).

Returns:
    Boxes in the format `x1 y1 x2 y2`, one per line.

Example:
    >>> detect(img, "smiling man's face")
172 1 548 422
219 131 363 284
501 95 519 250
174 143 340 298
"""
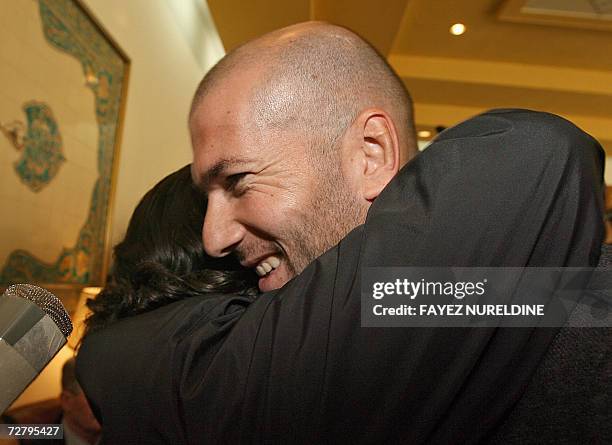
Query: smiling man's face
190 71 367 291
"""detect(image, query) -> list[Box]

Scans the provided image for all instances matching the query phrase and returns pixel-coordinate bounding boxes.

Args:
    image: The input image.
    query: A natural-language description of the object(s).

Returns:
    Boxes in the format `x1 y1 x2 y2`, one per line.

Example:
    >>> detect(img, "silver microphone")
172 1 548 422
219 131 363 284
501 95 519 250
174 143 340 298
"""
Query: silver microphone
0 284 73 414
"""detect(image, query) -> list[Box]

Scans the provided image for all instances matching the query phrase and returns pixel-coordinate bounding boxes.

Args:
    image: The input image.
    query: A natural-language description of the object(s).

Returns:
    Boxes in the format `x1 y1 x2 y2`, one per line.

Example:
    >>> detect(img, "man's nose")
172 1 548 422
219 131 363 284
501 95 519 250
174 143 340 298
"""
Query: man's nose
202 196 245 257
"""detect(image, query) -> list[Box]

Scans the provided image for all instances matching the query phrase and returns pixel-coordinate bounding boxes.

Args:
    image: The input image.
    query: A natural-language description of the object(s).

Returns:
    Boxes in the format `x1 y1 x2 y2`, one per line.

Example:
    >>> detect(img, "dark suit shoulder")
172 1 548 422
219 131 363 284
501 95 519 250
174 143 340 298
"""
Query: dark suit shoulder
76 294 254 444
79 294 253 350
439 109 598 145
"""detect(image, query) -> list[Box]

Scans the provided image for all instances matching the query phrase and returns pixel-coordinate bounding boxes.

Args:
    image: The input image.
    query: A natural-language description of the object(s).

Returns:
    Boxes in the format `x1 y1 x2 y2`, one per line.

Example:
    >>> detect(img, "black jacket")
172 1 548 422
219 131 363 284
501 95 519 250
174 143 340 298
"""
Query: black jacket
77 109 610 444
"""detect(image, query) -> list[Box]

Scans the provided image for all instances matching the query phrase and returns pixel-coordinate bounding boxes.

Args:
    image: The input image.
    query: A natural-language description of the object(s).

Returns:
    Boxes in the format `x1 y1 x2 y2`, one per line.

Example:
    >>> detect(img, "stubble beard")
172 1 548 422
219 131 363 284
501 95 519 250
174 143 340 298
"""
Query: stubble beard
284 163 369 276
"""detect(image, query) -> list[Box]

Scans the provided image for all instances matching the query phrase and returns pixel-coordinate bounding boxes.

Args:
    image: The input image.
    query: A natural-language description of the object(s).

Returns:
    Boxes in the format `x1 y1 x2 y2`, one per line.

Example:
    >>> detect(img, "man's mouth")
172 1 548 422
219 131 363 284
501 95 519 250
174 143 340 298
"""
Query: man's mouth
239 253 290 291
254 255 281 277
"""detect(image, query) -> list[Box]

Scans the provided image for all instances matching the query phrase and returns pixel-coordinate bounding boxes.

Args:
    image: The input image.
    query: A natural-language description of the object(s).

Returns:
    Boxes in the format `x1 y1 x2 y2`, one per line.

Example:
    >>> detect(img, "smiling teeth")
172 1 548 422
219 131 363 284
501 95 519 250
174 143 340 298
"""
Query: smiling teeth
255 256 281 277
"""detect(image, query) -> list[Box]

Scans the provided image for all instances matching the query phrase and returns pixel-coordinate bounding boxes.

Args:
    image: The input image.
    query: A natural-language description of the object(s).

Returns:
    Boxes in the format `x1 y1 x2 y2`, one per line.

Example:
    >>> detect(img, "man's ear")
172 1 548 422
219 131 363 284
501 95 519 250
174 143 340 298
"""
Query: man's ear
350 110 400 201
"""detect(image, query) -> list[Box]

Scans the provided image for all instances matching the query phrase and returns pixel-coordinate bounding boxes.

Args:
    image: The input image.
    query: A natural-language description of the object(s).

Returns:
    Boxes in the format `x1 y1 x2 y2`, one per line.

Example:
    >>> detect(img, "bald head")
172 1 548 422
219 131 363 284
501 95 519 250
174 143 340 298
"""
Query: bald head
190 22 417 164
190 22 418 290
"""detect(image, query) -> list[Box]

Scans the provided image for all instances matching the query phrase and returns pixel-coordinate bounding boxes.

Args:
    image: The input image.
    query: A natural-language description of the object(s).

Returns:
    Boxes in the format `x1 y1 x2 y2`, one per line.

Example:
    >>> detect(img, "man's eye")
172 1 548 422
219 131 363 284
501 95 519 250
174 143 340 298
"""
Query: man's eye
225 173 248 192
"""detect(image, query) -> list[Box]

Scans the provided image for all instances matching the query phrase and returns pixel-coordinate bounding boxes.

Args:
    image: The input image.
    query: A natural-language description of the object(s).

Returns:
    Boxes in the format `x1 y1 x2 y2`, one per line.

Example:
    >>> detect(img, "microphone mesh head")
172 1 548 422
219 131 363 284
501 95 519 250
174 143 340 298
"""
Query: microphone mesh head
5 284 73 337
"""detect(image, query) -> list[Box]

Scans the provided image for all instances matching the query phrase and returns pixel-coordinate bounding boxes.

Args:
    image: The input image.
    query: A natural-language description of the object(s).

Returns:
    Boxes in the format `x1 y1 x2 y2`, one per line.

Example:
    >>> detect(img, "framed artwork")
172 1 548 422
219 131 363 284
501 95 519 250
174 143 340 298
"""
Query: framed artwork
0 0 129 306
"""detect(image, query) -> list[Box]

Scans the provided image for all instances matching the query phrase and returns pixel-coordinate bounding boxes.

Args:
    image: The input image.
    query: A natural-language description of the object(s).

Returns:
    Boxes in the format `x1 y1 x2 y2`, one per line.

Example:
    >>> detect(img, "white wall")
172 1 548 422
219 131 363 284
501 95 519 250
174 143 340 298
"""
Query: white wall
10 0 224 409
83 0 224 250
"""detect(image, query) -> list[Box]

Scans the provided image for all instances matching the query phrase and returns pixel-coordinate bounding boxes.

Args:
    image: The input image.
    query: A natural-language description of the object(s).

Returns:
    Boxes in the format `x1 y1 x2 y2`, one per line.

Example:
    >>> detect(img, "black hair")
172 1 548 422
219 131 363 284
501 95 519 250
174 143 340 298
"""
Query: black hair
83 165 258 337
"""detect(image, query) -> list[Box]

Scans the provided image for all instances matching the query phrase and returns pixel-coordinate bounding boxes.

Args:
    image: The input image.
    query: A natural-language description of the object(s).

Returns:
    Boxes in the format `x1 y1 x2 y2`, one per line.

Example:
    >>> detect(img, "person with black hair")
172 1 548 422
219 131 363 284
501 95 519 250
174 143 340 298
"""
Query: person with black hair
77 165 259 440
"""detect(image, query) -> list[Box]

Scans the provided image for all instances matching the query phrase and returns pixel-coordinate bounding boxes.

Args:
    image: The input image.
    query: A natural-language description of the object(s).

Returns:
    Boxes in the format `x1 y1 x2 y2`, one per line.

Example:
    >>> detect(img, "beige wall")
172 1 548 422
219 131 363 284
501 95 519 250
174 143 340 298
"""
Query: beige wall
85 0 224 250
10 0 224 409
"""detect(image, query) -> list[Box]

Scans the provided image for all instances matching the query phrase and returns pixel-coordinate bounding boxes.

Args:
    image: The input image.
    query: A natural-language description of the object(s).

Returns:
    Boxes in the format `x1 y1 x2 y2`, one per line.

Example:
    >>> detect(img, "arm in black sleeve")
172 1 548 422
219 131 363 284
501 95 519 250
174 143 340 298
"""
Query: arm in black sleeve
181 109 605 444
77 109 605 444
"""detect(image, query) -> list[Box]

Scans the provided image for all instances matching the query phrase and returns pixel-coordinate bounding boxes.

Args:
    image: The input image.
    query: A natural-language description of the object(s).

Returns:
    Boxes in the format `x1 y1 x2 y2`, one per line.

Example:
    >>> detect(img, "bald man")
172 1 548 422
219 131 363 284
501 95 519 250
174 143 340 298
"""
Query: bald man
190 22 417 291
78 21 609 444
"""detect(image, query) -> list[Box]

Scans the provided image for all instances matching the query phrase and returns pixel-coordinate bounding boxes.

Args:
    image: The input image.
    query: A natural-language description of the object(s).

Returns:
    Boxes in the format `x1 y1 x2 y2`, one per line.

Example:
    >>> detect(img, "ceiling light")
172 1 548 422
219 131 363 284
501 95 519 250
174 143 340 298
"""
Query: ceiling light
417 130 432 139
450 23 466 36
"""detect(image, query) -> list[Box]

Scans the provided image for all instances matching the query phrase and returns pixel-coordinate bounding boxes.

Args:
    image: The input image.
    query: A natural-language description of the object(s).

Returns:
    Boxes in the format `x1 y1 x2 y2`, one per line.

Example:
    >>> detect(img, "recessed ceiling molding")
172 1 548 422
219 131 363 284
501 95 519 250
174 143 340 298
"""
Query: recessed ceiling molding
498 0 612 31
524 0 612 19
389 54 612 96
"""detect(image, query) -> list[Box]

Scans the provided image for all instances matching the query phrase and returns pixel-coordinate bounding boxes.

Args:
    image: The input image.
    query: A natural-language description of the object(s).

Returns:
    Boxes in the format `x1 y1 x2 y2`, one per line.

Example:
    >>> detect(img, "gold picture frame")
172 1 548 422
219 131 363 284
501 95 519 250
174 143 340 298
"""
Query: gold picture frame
0 0 129 309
